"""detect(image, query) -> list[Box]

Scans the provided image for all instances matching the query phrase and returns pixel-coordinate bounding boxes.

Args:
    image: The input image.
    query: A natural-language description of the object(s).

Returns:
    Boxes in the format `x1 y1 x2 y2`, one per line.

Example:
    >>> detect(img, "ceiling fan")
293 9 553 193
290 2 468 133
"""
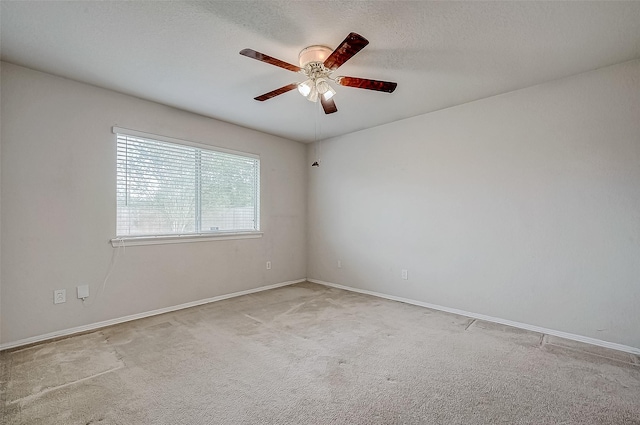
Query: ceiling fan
240 32 397 114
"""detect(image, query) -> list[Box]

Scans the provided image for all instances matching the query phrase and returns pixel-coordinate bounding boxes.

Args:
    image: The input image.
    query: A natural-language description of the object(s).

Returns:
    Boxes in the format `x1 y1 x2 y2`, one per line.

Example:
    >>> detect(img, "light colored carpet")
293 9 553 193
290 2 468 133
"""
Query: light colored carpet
1 281 639 424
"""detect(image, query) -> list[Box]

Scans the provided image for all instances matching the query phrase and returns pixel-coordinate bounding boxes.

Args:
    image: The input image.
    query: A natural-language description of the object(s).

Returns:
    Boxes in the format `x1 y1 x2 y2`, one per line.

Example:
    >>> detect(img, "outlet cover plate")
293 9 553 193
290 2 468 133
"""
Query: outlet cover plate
54 289 66 304
77 284 89 299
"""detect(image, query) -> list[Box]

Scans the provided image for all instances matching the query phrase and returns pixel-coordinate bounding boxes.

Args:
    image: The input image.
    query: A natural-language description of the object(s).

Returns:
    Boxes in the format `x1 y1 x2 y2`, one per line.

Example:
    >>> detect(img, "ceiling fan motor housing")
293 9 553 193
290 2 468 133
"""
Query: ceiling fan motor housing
297 45 335 102
298 45 333 68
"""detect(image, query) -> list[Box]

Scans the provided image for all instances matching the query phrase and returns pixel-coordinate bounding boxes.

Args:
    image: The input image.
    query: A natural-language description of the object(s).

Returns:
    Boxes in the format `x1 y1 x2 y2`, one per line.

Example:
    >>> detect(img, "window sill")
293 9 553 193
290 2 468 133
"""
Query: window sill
110 231 263 247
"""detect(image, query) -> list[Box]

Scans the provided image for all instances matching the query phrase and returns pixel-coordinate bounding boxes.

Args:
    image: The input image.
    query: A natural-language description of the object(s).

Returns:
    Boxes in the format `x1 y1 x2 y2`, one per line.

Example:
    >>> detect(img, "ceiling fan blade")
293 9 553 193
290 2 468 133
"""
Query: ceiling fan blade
323 32 369 71
240 49 301 73
336 76 397 93
320 96 338 114
254 83 299 101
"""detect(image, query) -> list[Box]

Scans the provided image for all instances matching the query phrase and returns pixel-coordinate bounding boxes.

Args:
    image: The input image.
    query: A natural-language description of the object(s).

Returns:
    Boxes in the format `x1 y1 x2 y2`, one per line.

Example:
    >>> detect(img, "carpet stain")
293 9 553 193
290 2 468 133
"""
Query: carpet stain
243 313 266 325
9 364 125 407
274 301 308 320
144 321 174 331
464 319 477 330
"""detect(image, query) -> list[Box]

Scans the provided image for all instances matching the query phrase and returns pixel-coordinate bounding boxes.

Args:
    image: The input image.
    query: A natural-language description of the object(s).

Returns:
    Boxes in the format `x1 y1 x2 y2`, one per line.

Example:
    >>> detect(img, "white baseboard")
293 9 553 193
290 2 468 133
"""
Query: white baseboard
309 279 640 356
0 278 305 351
4 277 638 356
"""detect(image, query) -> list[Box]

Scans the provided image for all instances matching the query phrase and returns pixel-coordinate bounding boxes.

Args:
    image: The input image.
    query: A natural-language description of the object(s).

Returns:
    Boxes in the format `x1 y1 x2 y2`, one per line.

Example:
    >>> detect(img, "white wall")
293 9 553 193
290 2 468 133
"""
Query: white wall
3 59 639 350
1 63 307 344
308 60 640 349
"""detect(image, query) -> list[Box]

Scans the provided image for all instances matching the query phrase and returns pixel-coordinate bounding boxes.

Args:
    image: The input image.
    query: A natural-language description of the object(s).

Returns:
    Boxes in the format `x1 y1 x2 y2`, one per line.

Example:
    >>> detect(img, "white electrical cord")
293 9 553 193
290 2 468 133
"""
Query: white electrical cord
82 239 125 307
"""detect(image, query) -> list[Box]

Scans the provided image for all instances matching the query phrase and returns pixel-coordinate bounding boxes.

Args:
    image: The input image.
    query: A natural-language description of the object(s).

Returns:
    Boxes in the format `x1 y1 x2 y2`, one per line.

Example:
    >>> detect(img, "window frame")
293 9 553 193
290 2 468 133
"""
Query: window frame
110 127 262 247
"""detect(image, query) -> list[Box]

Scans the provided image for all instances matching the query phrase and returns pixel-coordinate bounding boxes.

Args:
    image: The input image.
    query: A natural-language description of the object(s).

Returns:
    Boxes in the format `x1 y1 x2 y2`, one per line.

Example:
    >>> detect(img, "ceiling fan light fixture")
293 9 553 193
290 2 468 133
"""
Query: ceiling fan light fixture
298 45 333 67
307 85 319 102
323 86 336 101
298 79 313 97
315 77 330 94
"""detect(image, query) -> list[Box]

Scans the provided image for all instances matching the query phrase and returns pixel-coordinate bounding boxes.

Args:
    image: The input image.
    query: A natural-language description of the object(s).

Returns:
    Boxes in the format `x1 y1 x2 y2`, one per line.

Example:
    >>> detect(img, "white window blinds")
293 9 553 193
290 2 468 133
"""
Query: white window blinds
116 131 260 237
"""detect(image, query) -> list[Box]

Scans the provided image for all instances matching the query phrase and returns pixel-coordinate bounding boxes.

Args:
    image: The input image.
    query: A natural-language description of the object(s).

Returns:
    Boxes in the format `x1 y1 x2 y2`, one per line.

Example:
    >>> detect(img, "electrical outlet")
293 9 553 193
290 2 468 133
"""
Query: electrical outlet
77 284 89 300
337 260 342 268
54 289 66 304
401 269 408 280
266 261 271 270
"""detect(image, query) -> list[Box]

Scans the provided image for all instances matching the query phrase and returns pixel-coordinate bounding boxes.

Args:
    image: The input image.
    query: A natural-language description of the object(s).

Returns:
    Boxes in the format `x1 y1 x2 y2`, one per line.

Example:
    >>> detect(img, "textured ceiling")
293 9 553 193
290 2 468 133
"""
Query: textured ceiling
2 1 640 143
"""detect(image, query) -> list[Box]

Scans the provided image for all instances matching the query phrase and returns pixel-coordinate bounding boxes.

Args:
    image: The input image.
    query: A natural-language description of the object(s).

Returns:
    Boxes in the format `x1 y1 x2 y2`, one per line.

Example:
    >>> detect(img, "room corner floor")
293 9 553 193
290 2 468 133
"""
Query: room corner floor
1 282 639 424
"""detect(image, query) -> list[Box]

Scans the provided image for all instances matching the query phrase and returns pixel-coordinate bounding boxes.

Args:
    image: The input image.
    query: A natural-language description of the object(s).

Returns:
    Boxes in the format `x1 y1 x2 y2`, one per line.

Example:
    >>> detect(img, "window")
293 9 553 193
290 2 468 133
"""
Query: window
114 128 260 244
